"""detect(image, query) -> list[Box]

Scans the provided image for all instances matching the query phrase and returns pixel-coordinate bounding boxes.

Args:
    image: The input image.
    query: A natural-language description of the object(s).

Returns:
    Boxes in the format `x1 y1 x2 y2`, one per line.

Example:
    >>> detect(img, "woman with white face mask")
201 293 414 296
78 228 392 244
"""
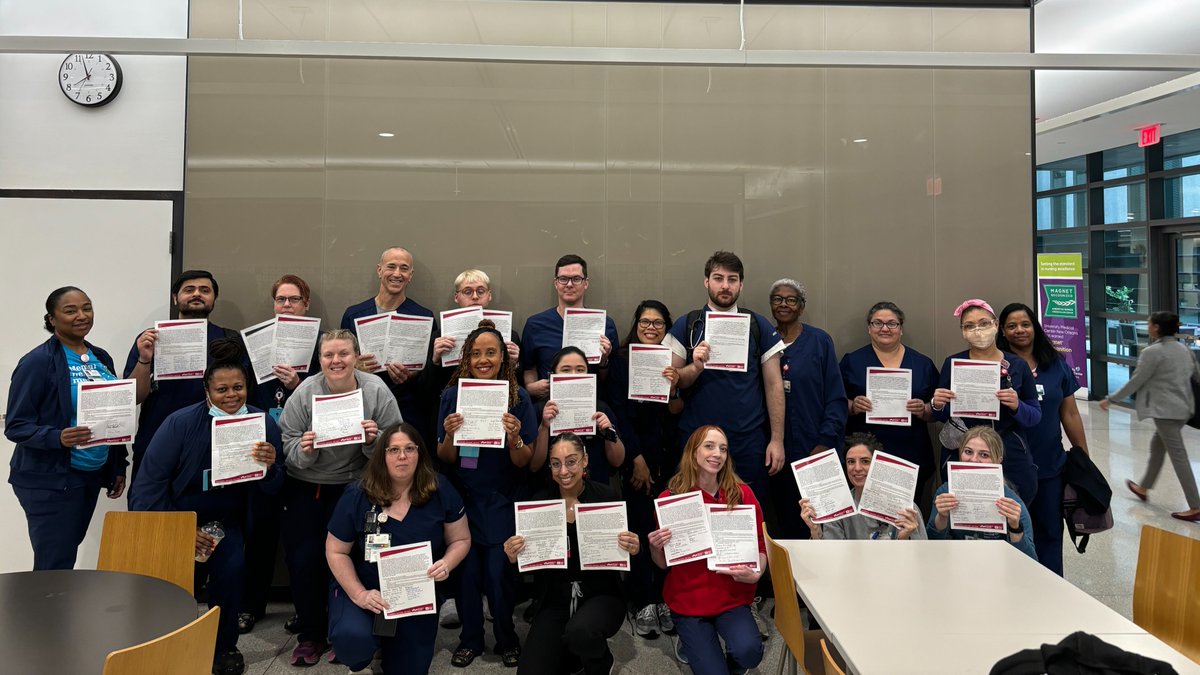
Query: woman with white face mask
930 299 1041 505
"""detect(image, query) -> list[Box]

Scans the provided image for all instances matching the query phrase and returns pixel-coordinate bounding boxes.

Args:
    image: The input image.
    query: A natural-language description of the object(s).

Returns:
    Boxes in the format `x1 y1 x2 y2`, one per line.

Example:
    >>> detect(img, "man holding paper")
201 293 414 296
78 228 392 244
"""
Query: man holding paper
520 254 620 400
340 247 438 441
124 270 245 486
432 269 520 370
665 251 786 504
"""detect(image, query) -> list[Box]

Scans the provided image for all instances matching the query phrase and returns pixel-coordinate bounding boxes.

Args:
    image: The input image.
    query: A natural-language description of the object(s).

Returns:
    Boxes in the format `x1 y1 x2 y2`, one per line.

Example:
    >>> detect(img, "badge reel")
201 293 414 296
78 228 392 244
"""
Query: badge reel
364 505 390 563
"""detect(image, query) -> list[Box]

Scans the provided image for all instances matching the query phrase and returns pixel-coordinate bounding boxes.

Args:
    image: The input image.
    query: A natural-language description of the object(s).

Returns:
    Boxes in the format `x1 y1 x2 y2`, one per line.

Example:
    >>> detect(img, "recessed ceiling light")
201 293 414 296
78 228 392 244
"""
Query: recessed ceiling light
852 138 868 143
1024 152 1031 156
378 132 395 138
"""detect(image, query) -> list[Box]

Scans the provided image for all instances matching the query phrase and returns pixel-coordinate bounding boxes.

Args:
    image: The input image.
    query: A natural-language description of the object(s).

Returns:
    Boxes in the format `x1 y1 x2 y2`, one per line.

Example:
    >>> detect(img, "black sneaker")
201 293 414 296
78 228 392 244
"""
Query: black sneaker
501 647 521 668
212 649 245 675
283 614 300 634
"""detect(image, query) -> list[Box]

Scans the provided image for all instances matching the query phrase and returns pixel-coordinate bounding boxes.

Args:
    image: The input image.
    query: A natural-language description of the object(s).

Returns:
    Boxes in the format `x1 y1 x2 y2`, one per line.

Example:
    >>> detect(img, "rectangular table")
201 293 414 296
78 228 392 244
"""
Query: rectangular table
777 539 1199 674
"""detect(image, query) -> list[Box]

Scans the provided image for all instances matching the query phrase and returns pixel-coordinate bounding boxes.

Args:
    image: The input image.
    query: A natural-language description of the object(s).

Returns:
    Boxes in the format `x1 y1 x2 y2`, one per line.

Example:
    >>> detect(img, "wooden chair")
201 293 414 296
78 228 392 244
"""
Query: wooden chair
1133 525 1200 662
102 606 218 675
98 511 197 594
763 524 840 675
820 639 845 675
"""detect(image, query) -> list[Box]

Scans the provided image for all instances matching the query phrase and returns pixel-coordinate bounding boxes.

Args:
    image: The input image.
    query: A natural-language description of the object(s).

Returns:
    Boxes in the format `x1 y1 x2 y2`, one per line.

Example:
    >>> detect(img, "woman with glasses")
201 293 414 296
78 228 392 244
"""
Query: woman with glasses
605 300 683 639
437 320 538 668
839 302 939 501
326 423 471 675
931 299 1040 505
531 347 626 486
767 279 847 539
504 433 638 675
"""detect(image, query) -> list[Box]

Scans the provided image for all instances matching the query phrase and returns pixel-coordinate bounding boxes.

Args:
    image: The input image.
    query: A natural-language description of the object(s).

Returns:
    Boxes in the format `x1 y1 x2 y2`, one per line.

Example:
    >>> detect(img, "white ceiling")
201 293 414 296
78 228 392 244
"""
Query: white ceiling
1034 0 1200 161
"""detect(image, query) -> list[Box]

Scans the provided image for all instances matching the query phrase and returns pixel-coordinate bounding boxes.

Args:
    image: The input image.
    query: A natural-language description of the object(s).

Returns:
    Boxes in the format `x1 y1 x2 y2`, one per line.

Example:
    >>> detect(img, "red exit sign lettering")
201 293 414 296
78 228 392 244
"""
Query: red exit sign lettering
1138 124 1161 148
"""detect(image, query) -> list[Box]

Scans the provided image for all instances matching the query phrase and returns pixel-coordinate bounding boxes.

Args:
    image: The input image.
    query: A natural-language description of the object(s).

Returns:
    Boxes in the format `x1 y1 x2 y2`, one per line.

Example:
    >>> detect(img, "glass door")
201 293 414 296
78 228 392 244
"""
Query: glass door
1172 233 1200 350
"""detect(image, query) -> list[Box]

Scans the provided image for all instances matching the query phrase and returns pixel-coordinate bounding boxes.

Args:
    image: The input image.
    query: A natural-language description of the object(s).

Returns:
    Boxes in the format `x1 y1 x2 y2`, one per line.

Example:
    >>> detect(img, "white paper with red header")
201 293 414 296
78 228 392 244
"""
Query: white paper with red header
628 344 672 402
377 541 436 618
946 461 1006 533
865 367 913 427
562 307 607 364
273 315 321 372
856 451 919 524
384 314 434 371
153 319 208 380
576 501 630 571
311 389 366 449
454 379 508 448
241 318 279 385
791 449 856 524
75 379 137 448
210 412 268 486
481 310 514 342
352 313 391 372
706 504 760 572
950 359 1001 420
654 491 715 566
704 312 751 372
514 500 569 573
440 306 484 367
549 374 597 435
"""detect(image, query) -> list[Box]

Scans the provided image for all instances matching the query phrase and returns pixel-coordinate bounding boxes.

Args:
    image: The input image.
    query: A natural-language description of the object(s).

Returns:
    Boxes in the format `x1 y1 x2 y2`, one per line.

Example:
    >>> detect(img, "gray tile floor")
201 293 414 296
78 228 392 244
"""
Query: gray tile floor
224 400 1198 674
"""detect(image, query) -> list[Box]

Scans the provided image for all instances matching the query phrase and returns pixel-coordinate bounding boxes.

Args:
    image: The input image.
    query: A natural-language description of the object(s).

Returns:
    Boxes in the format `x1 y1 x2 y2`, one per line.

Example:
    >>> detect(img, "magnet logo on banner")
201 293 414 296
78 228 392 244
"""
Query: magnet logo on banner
1043 284 1079 320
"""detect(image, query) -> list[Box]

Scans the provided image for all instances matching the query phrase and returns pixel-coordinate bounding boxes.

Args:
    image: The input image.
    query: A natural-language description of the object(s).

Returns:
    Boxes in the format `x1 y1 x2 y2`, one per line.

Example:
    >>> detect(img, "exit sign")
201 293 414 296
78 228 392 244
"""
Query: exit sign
1138 124 1161 148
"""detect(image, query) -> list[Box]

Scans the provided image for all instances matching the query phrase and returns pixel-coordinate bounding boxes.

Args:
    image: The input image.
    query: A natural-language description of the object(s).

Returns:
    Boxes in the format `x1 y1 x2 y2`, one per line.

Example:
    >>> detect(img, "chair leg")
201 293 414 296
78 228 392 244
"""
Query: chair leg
777 649 789 675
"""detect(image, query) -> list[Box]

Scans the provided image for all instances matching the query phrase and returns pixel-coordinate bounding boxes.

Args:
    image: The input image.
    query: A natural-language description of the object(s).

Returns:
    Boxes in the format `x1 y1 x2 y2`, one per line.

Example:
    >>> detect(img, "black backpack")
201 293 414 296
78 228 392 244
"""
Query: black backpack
1061 447 1114 554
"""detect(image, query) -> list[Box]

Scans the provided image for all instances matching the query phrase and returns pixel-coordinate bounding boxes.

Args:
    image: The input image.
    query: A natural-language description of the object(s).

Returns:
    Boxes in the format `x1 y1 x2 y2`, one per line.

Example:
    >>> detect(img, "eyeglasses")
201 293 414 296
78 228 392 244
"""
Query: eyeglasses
770 295 800 307
554 276 587 287
961 320 996 333
548 457 582 471
637 319 666 329
869 320 901 330
456 287 489 298
274 296 305 305
384 445 420 457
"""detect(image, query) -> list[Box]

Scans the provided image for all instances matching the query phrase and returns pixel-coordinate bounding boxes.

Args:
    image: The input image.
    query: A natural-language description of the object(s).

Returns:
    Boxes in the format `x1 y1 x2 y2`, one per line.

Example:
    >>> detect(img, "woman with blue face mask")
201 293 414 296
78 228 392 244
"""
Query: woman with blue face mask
130 338 284 675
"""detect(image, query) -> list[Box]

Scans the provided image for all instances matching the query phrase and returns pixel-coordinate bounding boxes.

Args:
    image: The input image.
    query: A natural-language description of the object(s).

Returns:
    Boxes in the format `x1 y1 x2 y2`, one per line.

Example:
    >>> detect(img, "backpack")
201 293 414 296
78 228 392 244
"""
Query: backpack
1061 447 1113 554
684 308 763 366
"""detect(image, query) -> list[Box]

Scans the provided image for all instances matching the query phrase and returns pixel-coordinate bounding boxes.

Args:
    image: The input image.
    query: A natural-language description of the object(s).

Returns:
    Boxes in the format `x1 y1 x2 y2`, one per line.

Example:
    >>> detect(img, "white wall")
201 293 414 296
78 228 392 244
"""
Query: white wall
0 0 188 572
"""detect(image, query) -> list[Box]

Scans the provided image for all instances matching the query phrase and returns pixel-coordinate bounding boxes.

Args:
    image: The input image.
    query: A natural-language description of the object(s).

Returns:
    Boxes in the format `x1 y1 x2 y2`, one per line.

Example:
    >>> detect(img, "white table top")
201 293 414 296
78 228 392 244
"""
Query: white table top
777 539 1197 674
941 633 1199 675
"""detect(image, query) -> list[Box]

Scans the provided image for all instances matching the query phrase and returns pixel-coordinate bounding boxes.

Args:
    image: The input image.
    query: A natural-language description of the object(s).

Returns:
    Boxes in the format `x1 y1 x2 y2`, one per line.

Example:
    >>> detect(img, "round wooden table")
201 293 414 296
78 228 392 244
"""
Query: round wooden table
0 569 198 674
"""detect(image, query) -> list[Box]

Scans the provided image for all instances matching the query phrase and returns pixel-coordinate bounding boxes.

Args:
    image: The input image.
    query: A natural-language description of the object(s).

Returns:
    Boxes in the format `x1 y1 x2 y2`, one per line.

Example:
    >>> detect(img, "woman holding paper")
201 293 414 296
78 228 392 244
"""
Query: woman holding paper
925 426 1036 559
648 425 766 675
504 433 638 675
277 329 402 667
436 320 538 668
607 300 684 638
532 347 626 484
326 422 471 675
7 286 129 571
130 339 283 675
840 301 939 500
800 433 926 541
930 299 1041 505
997 302 1089 574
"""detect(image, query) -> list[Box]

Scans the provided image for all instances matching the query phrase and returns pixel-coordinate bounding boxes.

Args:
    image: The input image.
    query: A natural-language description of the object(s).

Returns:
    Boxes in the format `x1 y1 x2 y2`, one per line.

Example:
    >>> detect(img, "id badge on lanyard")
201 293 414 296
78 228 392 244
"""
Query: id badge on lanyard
364 505 390 562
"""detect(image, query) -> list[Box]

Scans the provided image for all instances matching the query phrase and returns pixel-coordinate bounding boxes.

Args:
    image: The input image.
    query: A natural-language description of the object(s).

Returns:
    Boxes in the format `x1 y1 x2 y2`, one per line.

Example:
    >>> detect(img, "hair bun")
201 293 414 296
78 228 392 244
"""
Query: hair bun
208 337 244 365
477 319 497 330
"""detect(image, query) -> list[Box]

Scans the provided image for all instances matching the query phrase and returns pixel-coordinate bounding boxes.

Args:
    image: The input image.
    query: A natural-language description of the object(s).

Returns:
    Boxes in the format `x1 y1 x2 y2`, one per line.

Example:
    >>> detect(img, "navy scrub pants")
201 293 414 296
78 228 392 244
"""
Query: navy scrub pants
329 584 438 675
455 540 519 653
281 475 347 644
13 469 104 571
1029 472 1065 576
197 525 246 655
672 605 764 675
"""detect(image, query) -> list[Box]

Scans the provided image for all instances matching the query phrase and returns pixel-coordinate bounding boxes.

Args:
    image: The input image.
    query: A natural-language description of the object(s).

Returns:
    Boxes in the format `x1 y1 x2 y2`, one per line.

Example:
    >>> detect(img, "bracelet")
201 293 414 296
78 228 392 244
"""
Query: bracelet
1007 521 1024 534
931 402 945 412
137 359 151 365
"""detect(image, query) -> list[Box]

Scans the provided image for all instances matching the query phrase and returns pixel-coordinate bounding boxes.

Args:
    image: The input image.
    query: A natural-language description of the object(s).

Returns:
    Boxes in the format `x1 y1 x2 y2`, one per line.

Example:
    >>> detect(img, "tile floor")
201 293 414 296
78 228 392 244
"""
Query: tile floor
223 400 1198 675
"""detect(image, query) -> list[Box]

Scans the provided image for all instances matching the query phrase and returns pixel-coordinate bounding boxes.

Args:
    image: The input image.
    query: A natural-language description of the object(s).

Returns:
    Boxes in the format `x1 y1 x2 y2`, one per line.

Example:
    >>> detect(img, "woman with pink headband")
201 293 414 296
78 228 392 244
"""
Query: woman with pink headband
930 299 1042 505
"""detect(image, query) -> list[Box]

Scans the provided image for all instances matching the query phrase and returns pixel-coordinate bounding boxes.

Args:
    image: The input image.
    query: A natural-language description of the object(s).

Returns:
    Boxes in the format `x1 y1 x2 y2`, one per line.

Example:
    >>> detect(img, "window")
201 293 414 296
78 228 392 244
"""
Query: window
1102 144 1144 179
1036 230 1088 268
1164 129 1200 170
1036 191 1086 230
1101 227 1146 268
1036 156 1087 190
1164 174 1200 219
1102 273 1148 314
1102 183 1146 223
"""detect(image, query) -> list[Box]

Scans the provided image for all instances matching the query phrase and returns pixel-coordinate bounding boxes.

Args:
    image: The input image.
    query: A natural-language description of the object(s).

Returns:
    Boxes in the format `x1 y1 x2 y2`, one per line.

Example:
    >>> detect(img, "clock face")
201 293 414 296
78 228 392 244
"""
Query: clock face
59 53 122 107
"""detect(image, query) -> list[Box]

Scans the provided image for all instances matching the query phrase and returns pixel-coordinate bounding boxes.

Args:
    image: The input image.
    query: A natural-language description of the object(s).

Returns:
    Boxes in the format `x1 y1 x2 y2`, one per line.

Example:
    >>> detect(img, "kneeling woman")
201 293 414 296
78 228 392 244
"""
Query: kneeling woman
326 423 471 675
648 426 766 675
800 432 926 541
505 433 638 675
926 426 1036 559
131 339 283 675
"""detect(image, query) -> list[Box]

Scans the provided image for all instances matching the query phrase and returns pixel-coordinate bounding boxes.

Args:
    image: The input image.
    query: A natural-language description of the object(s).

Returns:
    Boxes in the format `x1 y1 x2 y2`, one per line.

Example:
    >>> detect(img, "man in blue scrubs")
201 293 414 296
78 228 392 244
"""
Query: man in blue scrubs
519 254 620 400
665 251 786 504
340 246 437 441
124 270 241 490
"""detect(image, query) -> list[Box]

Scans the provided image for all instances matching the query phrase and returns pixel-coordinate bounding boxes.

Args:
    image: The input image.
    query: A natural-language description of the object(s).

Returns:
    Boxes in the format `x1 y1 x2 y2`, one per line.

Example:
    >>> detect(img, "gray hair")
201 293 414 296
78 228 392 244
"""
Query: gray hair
769 278 807 306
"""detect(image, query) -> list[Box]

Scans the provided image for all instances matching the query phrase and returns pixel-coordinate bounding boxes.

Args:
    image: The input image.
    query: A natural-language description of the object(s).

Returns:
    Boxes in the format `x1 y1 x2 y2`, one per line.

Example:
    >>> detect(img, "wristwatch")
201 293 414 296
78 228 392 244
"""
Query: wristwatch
600 426 620 443
1007 520 1024 534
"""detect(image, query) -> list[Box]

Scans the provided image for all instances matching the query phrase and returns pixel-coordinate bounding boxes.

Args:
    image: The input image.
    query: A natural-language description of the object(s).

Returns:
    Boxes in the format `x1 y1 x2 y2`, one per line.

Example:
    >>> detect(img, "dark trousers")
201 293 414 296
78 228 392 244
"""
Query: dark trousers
767 466 810 541
328 584 438 675
672 605 764 675
197 525 245 654
281 475 347 643
625 475 667 608
518 593 625 675
14 469 104 570
241 488 283 618
1029 473 1064 576
456 541 518 653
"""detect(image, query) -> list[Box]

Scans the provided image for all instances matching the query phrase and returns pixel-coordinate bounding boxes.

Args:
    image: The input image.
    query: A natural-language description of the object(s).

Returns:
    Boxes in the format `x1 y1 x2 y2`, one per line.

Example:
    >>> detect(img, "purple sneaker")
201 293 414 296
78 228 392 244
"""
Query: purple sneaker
290 640 328 667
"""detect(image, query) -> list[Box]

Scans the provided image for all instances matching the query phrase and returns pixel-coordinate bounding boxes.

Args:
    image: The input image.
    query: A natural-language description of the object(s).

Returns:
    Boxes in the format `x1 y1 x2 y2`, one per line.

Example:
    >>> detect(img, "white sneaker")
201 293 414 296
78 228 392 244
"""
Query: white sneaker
750 597 769 640
633 605 658 638
439 598 461 628
656 603 676 635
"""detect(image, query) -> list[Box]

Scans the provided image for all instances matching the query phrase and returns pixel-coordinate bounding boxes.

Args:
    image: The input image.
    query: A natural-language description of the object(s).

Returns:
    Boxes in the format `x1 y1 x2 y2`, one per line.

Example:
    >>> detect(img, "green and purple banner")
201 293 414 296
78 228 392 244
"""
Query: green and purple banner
1037 253 1087 389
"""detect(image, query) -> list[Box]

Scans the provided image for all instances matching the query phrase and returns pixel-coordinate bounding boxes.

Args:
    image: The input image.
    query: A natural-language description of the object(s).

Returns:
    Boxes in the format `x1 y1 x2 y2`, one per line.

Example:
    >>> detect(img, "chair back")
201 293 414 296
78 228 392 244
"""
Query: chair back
820 639 845 675
98 511 197 594
102 606 218 675
763 524 810 668
1133 525 1200 661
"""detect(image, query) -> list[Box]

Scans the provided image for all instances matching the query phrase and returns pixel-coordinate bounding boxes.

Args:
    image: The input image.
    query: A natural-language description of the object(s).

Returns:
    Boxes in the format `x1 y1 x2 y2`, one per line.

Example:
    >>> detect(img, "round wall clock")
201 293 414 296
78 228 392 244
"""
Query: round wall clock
59 53 122 107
